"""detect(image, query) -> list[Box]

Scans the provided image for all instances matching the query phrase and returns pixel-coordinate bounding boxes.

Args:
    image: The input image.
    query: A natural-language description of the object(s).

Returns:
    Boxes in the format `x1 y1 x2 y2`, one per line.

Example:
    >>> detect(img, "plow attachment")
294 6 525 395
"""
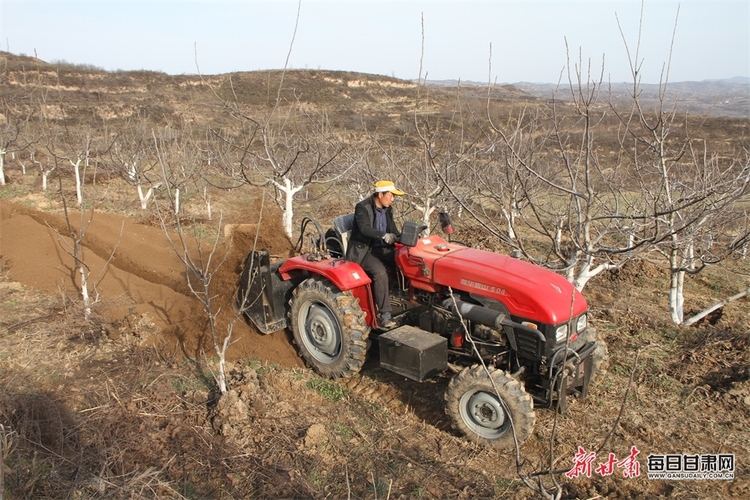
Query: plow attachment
237 250 293 334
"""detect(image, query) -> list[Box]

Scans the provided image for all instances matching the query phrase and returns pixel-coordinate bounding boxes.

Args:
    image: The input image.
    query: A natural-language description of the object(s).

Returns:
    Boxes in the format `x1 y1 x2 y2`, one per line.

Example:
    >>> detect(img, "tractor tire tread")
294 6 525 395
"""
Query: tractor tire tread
289 277 370 379
445 365 536 450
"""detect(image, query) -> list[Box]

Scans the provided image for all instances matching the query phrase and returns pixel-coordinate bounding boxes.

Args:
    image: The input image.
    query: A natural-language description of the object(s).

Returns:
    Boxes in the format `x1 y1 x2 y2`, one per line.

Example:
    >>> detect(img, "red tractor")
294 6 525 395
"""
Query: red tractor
238 214 608 449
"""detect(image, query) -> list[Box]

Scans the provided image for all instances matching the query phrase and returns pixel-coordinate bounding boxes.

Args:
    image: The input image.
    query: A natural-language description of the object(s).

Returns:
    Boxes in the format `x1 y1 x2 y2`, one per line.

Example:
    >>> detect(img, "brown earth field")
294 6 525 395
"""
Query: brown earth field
1 189 750 499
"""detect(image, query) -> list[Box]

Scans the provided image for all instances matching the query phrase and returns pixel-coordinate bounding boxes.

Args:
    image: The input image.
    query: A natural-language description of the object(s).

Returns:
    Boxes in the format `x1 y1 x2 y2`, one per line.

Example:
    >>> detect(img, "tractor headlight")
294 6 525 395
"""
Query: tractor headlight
555 324 569 343
577 314 587 333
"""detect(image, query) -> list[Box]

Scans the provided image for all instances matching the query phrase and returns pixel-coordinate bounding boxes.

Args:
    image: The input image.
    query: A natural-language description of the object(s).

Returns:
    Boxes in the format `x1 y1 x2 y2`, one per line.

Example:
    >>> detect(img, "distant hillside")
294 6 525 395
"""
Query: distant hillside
0 51 545 146
426 77 749 118
513 79 750 119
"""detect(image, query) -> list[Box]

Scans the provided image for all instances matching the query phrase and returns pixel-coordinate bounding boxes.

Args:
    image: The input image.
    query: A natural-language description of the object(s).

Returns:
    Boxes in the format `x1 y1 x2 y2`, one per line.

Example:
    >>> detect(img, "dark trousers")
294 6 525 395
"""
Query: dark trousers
360 247 394 315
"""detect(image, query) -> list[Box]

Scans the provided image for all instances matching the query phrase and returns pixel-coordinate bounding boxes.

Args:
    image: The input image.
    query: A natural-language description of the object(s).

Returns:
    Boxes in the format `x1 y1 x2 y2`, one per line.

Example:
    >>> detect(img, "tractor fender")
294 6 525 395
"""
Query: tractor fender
279 256 377 326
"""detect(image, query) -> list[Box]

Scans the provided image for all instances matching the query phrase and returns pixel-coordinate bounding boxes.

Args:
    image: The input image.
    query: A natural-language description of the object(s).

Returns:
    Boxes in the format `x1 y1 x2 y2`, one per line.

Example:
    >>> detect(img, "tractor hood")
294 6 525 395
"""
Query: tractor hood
397 236 588 325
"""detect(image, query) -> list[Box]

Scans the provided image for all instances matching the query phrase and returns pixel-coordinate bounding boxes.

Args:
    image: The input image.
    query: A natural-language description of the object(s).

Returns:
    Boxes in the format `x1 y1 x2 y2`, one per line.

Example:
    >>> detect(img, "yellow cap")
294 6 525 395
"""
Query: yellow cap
374 180 404 196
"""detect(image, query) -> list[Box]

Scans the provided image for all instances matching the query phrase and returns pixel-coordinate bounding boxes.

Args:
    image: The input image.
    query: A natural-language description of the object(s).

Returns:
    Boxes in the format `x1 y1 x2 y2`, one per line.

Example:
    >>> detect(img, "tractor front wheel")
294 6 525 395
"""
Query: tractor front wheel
289 277 370 379
445 365 536 450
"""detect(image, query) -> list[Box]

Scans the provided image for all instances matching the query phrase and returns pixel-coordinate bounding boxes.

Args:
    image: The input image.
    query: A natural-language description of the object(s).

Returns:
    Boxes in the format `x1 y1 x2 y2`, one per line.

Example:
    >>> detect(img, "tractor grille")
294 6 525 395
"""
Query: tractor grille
515 328 545 359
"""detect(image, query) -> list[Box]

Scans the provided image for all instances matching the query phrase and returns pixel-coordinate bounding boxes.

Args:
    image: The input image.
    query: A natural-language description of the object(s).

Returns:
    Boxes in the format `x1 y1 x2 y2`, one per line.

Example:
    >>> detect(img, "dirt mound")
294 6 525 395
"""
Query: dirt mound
0 199 302 368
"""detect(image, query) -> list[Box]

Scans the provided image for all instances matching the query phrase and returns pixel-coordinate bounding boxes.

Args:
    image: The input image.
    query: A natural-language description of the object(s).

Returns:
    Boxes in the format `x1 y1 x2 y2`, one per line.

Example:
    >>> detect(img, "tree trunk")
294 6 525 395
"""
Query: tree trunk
669 248 685 324
72 158 83 206
280 178 303 239
137 184 159 210
0 149 6 186
137 185 147 210
682 286 750 326
500 207 517 239
203 186 212 220
283 188 294 238
74 241 92 321
0 425 5 500
41 168 54 191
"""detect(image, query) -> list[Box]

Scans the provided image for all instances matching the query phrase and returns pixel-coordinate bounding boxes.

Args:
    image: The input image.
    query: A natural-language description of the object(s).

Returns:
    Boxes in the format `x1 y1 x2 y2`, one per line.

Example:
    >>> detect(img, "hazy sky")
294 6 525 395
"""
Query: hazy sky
1 1 748 84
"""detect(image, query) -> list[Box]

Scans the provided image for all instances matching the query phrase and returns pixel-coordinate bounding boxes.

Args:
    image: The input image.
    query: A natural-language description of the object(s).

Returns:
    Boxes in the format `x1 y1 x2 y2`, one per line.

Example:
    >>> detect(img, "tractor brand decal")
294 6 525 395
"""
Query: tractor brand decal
352 272 361 280
460 278 507 296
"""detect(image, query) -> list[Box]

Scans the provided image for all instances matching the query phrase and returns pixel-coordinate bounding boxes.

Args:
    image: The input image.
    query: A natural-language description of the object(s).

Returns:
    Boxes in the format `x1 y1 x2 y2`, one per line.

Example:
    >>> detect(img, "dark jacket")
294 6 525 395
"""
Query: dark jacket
346 196 401 265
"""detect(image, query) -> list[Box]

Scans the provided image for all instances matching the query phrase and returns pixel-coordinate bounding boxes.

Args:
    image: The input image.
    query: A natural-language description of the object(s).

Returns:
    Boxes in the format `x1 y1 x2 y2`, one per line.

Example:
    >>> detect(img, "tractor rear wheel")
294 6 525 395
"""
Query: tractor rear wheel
289 277 370 379
445 365 535 450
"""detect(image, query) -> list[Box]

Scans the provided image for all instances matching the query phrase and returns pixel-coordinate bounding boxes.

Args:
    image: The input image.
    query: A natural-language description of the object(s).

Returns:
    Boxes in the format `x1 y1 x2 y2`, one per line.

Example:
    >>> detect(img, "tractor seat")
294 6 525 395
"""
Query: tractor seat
332 213 355 257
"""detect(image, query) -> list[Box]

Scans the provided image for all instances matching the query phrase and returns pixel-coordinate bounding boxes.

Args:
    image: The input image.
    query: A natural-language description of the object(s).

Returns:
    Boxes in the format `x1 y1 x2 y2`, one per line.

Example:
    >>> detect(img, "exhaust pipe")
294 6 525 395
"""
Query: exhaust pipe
441 298 506 330
439 298 545 339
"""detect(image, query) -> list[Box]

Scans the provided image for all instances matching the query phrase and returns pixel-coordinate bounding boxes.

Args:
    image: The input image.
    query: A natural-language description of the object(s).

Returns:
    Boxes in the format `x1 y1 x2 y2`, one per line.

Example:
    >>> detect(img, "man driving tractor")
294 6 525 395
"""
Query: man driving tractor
346 180 404 329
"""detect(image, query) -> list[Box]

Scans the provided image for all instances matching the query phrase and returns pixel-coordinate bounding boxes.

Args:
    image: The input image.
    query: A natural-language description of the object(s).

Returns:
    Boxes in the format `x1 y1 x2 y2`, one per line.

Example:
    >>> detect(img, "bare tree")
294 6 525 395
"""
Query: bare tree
30 150 57 191
195 3 358 238
45 151 121 323
466 47 651 291
163 209 233 393
205 79 360 237
459 92 551 244
0 96 35 186
150 122 205 215
61 135 90 207
107 113 164 210
392 17 484 231
610 5 750 323
152 130 270 394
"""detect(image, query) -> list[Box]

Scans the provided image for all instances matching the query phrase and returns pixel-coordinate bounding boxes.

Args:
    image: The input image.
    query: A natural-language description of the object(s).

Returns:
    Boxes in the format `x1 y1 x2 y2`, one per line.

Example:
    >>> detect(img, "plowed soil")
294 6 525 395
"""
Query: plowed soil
0 199 301 368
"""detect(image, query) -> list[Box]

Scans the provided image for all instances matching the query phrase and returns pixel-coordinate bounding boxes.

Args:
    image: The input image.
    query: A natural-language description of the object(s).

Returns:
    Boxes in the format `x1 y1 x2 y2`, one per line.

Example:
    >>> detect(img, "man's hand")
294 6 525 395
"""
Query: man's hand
382 233 397 245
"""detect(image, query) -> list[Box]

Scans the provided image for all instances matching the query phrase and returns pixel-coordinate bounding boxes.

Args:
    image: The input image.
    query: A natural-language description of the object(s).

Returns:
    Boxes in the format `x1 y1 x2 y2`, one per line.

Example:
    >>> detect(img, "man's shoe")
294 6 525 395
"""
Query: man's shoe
379 313 397 330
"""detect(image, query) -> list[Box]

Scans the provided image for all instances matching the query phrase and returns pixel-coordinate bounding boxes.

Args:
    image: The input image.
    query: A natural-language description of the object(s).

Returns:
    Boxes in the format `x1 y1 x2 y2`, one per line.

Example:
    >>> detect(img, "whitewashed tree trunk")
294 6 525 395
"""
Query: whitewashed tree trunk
41 166 56 191
78 254 92 321
561 248 617 291
217 334 231 394
501 207 517 240
137 185 147 210
413 201 436 229
409 185 442 230
565 249 577 282
555 219 564 251
669 247 686 324
137 183 161 210
0 148 6 186
69 157 83 206
17 153 27 175
626 226 635 255
574 258 617 291
682 286 750 326
422 205 435 228
203 186 212 220
276 178 304 239
32 153 53 191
